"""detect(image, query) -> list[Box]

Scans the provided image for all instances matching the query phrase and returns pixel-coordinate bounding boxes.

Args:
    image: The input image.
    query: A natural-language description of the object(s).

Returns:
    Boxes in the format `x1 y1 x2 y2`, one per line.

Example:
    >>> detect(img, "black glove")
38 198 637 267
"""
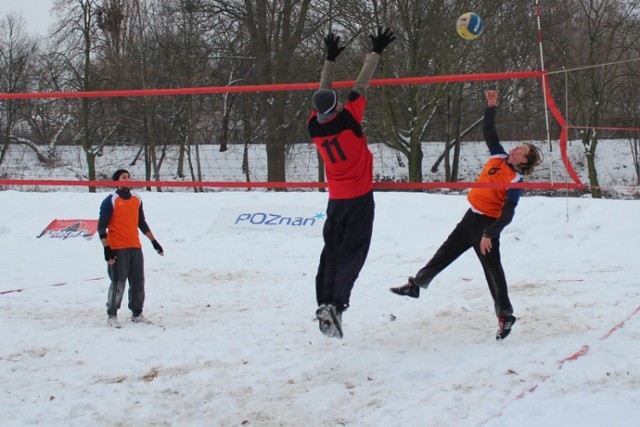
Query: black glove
152 240 164 255
104 246 116 262
324 32 345 61
369 26 396 54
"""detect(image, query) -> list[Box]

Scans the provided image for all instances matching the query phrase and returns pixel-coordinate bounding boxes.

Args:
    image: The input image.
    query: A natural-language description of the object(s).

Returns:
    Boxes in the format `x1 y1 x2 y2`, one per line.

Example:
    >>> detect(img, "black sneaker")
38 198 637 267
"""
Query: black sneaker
496 315 516 340
315 304 343 339
390 277 420 298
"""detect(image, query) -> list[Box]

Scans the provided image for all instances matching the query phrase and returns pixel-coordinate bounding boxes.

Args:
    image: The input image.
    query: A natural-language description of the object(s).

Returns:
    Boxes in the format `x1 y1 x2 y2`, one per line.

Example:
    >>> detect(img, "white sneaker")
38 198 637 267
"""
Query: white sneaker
107 316 121 328
131 314 152 324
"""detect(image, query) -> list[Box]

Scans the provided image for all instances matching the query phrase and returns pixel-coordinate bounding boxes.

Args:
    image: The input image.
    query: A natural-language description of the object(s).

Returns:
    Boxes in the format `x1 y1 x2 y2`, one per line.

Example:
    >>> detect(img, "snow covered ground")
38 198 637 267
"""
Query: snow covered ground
1 190 639 426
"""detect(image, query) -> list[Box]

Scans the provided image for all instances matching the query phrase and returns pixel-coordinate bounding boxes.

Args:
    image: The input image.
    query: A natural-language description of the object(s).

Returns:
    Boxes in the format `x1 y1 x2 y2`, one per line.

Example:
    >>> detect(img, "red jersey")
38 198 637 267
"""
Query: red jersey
307 92 373 199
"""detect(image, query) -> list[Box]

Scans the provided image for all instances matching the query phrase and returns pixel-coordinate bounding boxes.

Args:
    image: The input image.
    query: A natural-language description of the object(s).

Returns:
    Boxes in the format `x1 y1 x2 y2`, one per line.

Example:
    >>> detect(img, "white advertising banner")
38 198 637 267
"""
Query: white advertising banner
208 206 326 235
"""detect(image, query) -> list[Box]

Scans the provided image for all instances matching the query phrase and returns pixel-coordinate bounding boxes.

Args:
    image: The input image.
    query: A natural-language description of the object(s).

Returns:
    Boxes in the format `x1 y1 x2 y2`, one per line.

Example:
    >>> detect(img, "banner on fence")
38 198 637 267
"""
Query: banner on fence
208 206 325 236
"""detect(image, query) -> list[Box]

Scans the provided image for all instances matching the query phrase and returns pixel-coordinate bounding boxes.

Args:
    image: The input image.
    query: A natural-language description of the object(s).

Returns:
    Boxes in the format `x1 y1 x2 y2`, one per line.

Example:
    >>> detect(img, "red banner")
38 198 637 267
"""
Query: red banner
37 219 98 240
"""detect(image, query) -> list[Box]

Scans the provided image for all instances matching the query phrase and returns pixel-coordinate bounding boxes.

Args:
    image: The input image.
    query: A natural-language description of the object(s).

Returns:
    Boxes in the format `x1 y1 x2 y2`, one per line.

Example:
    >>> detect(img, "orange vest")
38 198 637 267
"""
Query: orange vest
467 155 522 218
107 194 143 249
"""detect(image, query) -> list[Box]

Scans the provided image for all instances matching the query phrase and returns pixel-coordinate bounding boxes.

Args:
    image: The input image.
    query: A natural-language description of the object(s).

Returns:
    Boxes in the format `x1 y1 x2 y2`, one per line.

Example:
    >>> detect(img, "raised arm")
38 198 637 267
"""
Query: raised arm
318 32 345 90
483 90 501 153
353 26 395 97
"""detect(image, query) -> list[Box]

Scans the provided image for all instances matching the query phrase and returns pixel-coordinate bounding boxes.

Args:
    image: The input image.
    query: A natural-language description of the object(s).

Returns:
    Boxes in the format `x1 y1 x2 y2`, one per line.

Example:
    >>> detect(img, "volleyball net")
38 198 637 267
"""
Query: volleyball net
0 69 633 194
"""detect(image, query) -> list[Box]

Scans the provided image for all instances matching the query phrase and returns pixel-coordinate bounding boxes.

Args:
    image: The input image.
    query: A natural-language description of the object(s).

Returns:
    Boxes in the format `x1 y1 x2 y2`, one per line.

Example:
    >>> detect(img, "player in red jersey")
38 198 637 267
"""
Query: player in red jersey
308 27 395 338
390 90 542 341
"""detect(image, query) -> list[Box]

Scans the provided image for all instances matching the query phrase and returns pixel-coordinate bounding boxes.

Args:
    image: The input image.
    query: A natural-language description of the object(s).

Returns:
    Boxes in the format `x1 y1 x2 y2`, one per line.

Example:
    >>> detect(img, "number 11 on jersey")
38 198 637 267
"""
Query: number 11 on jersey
321 138 347 163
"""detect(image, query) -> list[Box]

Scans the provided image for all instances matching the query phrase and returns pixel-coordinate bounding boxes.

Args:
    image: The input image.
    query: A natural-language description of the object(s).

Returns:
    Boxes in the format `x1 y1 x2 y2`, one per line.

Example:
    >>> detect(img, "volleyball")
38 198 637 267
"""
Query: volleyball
456 12 484 40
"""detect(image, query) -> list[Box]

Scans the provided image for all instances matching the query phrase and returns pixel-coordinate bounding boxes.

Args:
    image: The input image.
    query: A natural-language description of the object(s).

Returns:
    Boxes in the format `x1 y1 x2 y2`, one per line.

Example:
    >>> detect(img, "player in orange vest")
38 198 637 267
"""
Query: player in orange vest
98 169 164 328
390 90 542 341
308 27 395 339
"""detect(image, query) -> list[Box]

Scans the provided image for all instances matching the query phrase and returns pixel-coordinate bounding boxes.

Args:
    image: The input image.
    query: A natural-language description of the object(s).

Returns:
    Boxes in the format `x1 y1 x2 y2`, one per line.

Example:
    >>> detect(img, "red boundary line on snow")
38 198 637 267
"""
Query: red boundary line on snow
479 304 640 426
599 305 640 340
0 69 586 191
0 277 105 295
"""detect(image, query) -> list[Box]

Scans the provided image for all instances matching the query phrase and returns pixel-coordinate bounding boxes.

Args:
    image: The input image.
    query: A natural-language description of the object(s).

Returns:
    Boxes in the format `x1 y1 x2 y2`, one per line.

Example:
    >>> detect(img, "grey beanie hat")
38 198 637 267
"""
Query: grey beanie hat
312 89 337 121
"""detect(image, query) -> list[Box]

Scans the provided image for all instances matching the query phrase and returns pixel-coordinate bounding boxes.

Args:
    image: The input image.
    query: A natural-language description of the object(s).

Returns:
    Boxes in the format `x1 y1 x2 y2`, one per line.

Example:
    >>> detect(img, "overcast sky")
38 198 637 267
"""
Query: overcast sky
1 0 55 36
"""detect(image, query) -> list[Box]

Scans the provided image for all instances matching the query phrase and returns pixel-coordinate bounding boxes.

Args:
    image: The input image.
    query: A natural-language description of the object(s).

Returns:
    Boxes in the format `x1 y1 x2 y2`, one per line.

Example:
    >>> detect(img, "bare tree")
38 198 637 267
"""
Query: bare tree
47 0 114 191
3 0 640 197
544 0 640 198
332 0 541 184
211 0 320 184
0 15 38 167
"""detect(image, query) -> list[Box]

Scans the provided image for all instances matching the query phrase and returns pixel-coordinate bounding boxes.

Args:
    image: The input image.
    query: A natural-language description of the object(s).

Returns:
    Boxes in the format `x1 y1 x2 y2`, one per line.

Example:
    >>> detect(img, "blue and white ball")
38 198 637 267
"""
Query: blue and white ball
456 12 484 40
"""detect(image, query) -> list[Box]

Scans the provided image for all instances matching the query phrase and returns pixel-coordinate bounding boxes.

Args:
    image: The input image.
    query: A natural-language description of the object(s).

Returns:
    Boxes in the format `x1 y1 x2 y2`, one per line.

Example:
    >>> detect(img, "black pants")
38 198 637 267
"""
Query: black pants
413 209 513 317
316 191 375 312
106 248 145 316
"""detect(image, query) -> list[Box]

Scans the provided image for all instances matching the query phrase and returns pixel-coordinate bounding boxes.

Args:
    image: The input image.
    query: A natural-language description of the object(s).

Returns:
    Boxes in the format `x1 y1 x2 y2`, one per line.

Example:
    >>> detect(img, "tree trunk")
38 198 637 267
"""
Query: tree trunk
260 82 287 186
408 138 423 184
84 146 96 192
584 135 602 198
